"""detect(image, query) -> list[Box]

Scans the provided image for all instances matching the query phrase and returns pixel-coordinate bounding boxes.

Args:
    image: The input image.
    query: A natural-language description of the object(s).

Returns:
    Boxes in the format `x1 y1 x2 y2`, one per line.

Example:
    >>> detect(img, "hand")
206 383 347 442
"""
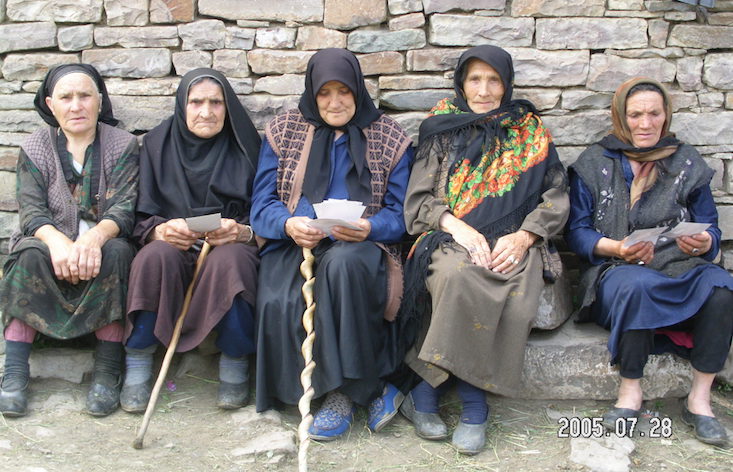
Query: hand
677 232 712 257
331 218 371 242
45 235 76 283
440 212 492 269
617 239 655 265
68 229 104 281
205 218 243 247
154 218 201 251
490 230 538 274
285 216 326 249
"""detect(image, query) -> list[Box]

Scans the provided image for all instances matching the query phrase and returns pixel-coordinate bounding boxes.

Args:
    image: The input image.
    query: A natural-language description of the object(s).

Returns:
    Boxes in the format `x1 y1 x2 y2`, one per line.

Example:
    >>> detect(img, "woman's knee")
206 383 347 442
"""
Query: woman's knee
130 240 182 271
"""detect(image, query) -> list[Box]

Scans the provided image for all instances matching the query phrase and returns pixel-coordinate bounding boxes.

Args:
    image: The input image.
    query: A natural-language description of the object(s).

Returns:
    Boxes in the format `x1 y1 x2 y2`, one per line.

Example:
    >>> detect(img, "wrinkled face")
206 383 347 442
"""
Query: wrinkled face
462 59 505 114
45 73 101 138
625 90 666 148
186 79 226 139
316 80 356 128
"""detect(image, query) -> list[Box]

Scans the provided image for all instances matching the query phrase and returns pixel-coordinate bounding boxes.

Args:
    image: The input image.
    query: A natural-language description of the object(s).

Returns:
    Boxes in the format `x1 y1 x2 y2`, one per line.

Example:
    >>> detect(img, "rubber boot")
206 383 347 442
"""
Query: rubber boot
86 341 123 417
0 340 32 417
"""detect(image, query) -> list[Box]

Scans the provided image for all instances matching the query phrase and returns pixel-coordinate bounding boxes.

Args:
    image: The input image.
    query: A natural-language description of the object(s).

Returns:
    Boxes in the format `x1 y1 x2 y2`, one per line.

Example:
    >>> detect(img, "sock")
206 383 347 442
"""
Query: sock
123 344 156 386
219 353 249 385
457 379 488 424
411 380 441 414
1 340 32 391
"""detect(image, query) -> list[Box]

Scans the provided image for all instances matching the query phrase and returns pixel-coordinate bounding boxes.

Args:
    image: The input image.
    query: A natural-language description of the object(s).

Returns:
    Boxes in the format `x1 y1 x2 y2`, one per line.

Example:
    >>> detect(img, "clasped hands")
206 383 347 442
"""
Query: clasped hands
154 218 251 251
284 216 371 249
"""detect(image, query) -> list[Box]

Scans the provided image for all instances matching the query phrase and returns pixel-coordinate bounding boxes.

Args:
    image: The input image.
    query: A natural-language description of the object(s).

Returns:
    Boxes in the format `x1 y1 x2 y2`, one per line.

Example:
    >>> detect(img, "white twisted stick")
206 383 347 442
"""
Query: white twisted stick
297 247 317 472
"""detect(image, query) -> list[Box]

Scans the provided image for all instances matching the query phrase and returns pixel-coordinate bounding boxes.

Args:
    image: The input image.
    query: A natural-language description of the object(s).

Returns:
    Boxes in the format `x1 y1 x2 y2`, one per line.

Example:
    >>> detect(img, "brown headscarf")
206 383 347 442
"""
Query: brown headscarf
601 77 680 207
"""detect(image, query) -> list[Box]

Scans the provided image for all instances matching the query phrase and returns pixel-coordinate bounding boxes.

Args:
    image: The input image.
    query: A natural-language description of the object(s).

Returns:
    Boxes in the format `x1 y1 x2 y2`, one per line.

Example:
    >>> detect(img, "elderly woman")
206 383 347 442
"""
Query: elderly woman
0 64 139 417
251 48 413 440
400 45 569 454
121 68 261 412
566 77 733 447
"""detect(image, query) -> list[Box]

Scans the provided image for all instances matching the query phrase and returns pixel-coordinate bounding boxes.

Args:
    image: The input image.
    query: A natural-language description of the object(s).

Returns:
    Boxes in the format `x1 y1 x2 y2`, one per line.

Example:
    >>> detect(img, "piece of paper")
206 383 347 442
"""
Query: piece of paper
312 199 366 221
185 213 221 233
622 226 668 248
307 218 362 235
660 222 711 239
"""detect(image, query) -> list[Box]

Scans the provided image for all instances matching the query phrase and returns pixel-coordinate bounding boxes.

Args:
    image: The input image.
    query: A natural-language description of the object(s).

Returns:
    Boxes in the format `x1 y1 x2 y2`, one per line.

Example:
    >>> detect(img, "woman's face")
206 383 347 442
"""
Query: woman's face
625 90 666 148
316 80 356 128
186 79 226 139
462 59 505 114
45 73 100 138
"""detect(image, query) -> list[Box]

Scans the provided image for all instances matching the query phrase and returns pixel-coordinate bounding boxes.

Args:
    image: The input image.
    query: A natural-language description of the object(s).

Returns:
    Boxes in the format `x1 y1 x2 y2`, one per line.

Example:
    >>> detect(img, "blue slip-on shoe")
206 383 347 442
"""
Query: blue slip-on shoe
309 392 356 441
367 382 405 433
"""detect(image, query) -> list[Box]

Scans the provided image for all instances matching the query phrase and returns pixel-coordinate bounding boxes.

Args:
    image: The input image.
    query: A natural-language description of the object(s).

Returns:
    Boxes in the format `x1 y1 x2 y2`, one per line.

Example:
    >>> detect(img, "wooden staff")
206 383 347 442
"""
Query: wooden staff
132 241 212 450
297 246 317 472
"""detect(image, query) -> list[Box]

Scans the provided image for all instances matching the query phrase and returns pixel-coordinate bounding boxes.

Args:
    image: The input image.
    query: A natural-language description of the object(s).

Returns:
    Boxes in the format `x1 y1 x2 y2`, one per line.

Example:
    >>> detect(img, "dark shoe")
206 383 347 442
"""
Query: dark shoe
120 380 152 414
367 383 405 432
217 381 250 410
452 420 488 455
1 340 31 417
86 380 121 417
86 340 123 417
601 407 640 430
681 400 729 447
399 392 448 440
0 378 29 418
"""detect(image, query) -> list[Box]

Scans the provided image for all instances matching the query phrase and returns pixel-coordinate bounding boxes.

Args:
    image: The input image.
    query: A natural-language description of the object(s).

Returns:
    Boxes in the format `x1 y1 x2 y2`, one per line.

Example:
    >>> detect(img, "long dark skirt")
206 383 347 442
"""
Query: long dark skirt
0 237 134 339
125 240 259 352
255 239 396 412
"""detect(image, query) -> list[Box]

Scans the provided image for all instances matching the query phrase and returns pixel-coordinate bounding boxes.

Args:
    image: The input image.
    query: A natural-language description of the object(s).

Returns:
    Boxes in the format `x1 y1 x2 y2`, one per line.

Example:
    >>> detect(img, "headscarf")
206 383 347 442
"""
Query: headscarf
598 77 681 208
298 48 382 205
136 68 261 222
34 63 118 127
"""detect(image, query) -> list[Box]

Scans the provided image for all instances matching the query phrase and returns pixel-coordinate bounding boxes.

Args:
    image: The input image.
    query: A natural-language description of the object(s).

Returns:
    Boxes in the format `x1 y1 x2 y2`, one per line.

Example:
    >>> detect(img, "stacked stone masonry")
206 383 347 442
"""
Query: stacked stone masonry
0 0 732 266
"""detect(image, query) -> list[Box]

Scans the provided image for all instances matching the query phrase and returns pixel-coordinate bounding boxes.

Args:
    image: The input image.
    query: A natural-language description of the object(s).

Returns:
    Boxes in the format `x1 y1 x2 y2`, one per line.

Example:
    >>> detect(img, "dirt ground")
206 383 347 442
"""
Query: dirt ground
1 370 732 472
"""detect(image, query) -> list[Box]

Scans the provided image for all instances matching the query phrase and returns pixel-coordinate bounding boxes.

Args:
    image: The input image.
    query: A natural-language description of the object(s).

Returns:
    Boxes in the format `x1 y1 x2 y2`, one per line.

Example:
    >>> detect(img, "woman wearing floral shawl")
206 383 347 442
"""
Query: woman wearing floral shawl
401 45 569 454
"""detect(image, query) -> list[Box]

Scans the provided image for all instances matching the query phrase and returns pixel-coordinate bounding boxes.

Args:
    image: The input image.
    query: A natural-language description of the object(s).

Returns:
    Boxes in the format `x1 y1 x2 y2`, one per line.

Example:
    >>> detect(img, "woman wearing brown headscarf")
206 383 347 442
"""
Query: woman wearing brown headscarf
567 77 733 447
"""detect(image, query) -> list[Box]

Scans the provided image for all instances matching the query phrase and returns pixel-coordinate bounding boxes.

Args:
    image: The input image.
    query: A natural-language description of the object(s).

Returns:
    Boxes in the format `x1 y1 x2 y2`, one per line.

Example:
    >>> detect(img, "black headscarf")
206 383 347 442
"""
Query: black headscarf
136 68 261 222
34 63 118 127
298 48 382 205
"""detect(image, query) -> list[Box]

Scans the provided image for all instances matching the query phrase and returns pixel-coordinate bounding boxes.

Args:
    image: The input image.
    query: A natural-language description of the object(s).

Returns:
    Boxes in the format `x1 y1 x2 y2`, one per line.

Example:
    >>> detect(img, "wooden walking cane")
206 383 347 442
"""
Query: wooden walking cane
297 246 317 472
132 241 212 449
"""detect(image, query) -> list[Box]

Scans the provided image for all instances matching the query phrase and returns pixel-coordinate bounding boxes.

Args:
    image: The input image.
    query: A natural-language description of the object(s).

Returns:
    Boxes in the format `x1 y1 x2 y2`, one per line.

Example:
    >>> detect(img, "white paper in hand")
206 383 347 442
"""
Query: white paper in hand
185 213 221 233
660 222 711 240
623 226 668 248
310 199 366 235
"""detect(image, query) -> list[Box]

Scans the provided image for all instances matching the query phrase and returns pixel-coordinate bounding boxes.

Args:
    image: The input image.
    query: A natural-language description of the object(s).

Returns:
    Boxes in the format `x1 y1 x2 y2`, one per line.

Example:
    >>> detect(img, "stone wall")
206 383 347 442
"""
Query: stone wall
0 0 732 261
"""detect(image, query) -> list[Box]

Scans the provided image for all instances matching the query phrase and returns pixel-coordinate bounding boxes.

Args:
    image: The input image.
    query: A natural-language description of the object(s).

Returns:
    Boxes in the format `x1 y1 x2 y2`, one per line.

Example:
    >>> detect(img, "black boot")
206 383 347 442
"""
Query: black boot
0 340 32 418
86 340 123 417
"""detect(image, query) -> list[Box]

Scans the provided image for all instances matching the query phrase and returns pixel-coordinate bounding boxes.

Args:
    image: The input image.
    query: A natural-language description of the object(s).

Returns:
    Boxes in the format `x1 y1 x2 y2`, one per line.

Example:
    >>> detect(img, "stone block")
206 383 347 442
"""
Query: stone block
2 53 78 81
295 26 346 50
429 14 533 47
668 90 697 112
178 20 226 51
698 92 724 109
608 0 644 9
0 93 34 110
230 431 297 459
717 206 733 241
94 26 180 48
236 20 270 28
512 0 605 17
664 11 697 22
0 210 18 238
213 50 250 78
508 48 590 87
0 0 4 21
0 147 18 171
240 94 300 130
703 54 733 91
228 78 254 95
709 12 733 26
380 89 452 111
676 56 703 92
607 48 684 60
225 27 256 50
379 74 452 90
357 51 404 76
542 111 611 146
21 81 41 93
536 18 648 50
671 112 733 145
406 48 464 72
253 74 304 96
255 28 296 49
0 22 56 53
646 0 696 12
423 0 505 13
109 95 175 132
0 170 16 212
149 0 194 23
29 348 93 384
532 272 573 330
513 88 560 111
198 0 323 23
569 437 634 472
58 25 94 52
518 321 693 400
105 78 180 96
587 55 676 92
348 28 425 53
0 132 28 147
556 146 585 167
247 50 315 75
703 157 724 190
82 48 172 78
648 19 669 49
562 90 613 111
727 93 733 110
6 0 52 21
0 80 22 94
668 25 733 49
388 0 422 15
54 0 103 22
324 0 386 30
389 13 425 31
172 51 212 76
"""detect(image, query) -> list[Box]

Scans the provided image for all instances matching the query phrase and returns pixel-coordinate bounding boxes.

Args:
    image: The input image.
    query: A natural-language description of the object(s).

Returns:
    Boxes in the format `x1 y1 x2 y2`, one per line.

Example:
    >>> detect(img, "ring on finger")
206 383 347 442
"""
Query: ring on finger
691 248 699 255
508 255 516 264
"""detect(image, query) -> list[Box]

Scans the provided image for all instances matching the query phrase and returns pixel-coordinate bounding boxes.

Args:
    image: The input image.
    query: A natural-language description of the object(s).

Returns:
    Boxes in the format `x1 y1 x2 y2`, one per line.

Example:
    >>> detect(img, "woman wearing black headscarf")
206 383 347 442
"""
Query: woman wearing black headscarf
122 68 261 412
0 64 139 418
251 48 413 440
400 45 569 454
